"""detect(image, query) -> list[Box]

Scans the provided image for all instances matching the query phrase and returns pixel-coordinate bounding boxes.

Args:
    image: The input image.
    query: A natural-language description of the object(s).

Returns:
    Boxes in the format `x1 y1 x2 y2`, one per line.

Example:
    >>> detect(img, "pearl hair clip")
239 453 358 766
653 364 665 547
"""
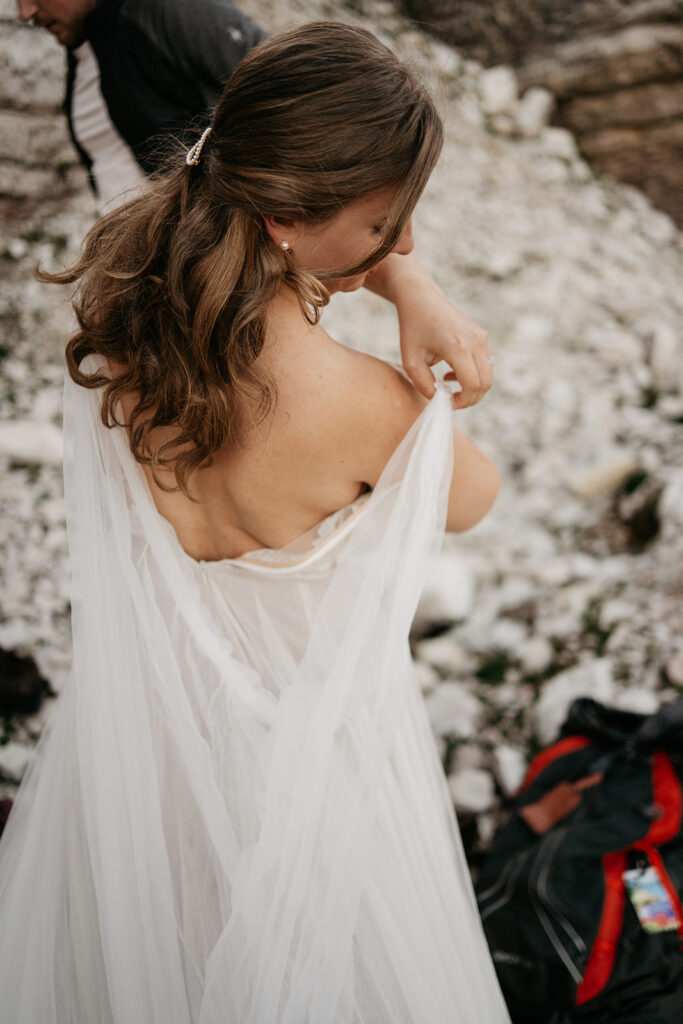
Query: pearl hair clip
186 126 213 167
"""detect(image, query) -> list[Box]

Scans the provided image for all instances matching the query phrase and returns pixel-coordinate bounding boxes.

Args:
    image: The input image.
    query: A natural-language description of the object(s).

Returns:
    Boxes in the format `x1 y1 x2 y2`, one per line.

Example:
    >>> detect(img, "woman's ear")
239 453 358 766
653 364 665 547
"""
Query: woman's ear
263 214 299 249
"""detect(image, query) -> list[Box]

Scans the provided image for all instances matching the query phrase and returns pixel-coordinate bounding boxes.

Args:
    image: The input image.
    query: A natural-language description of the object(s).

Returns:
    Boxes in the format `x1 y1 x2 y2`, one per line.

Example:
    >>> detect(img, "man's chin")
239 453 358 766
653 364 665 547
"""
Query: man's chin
48 22 86 48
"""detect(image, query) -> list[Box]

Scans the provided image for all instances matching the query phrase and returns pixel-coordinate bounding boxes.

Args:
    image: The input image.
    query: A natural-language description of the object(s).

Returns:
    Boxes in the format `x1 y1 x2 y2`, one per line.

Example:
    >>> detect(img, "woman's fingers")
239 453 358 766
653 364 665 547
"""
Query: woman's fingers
402 356 437 400
442 341 493 409
389 259 493 407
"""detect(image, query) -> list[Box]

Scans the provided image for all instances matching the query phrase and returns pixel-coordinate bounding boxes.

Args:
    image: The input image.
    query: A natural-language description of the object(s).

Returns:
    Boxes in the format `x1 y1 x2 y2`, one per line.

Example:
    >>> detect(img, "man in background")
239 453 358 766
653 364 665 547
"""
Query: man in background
17 0 266 210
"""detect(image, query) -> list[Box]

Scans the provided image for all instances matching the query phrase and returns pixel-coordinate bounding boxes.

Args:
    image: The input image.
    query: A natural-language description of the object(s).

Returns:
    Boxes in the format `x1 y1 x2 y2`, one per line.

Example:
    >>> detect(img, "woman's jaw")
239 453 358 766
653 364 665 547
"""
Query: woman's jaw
326 266 380 295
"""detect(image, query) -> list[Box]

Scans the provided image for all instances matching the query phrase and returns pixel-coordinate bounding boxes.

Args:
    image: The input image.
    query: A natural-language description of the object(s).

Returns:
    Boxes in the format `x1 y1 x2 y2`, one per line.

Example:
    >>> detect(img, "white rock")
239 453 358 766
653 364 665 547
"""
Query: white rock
488 618 528 653
566 553 602 580
534 658 617 746
659 470 683 533
665 653 683 687
536 151 571 184
413 634 470 676
631 363 653 391
479 65 518 116
659 395 683 419
477 813 498 846
415 551 475 627
489 113 516 136
451 742 487 772
414 659 439 695
38 497 66 526
455 93 485 128
516 87 554 138
498 575 536 610
538 126 579 161
600 599 637 629
585 327 643 370
398 28 426 51
510 313 553 347
642 209 678 245
429 42 462 78
448 767 495 814
518 634 554 675
537 581 601 641
7 238 28 260
571 158 593 181
31 387 62 422
568 451 639 499
0 421 63 464
606 621 635 655
483 681 523 710
0 742 33 781
425 682 483 739
483 248 521 279
612 688 660 715
0 619 33 651
2 357 28 382
493 745 527 797
541 612 584 641
650 324 683 394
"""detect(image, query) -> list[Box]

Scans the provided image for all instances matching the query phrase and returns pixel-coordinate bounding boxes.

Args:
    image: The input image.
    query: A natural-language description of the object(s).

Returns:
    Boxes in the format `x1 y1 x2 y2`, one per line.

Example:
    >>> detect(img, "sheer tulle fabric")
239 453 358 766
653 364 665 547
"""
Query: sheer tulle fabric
0 360 510 1022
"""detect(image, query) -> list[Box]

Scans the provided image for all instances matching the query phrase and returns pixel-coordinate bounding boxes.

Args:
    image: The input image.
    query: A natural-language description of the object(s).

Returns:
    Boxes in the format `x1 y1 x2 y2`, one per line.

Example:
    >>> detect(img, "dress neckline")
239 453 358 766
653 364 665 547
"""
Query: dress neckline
197 491 373 575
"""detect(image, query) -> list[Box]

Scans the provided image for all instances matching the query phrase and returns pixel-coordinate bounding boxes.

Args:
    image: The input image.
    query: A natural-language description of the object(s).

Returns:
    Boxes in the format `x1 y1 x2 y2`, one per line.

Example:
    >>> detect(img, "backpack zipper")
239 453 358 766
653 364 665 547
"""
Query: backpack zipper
478 848 528 908
526 826 587 984
536 828 587 956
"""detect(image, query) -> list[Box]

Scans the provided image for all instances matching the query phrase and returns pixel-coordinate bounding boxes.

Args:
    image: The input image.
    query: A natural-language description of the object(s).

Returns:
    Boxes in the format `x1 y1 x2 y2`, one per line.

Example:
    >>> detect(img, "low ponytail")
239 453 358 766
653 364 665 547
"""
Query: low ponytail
40 22 442 495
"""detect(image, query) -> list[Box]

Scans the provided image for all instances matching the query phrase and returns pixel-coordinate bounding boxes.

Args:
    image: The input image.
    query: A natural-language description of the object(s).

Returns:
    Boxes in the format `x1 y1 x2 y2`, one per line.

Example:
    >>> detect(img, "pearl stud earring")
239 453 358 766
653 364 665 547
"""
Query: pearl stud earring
280 241 290 251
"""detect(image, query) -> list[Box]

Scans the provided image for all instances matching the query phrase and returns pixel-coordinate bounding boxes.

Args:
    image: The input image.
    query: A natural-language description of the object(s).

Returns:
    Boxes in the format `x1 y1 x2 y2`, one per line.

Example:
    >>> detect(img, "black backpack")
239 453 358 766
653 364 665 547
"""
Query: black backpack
475 698 683 1024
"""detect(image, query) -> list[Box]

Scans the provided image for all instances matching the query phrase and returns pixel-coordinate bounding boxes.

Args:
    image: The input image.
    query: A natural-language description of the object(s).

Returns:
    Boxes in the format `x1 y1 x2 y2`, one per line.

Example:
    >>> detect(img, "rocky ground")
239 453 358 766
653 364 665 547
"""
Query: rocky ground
1 0 682 866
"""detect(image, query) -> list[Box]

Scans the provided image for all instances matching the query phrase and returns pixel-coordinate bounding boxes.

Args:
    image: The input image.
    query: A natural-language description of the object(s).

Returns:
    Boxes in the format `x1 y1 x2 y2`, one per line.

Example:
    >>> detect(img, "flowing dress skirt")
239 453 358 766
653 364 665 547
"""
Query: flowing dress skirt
0 361 510 1022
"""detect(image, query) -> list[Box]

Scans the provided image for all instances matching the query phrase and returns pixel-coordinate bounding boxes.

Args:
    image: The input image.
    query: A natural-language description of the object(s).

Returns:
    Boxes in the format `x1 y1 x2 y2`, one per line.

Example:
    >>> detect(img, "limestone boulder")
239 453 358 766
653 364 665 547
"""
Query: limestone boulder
399 1 683 225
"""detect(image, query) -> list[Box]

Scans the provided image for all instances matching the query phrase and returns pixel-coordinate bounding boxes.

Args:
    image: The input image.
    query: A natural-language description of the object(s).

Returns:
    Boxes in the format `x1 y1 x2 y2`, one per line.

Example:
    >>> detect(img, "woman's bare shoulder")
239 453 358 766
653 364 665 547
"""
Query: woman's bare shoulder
323 342 428 488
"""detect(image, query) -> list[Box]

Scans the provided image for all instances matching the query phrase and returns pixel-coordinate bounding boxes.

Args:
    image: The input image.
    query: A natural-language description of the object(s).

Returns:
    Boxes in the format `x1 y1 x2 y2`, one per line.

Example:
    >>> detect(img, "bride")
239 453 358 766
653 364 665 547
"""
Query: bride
0 21 510 1023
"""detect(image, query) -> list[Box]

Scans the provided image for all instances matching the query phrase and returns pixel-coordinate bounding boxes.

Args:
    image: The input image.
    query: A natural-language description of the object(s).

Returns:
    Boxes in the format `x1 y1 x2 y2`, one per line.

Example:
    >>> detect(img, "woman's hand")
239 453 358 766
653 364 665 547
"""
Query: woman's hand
364 252 493 409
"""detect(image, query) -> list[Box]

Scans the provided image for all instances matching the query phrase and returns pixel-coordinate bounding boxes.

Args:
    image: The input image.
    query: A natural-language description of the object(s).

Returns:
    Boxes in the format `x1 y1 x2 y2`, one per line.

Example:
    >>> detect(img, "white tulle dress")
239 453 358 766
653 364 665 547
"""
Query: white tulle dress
0 358 510 1023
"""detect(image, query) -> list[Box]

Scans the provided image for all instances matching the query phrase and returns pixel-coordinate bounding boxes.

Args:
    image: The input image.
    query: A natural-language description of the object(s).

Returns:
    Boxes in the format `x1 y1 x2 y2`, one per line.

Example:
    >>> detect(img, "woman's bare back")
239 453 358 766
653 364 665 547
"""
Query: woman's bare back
118 290 426 562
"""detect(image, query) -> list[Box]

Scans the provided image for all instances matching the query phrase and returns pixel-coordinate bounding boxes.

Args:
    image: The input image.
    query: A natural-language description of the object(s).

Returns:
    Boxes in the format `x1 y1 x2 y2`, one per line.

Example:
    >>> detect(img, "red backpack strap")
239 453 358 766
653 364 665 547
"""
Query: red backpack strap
636 752 682 846
520 736 591 794
633 752 683 942
576 851 628 1005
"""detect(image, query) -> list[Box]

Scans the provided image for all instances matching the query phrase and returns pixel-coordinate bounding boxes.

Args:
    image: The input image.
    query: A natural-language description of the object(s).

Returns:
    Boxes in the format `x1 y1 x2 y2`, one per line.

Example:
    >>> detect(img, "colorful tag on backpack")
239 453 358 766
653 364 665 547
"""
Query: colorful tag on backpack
622 866 682 934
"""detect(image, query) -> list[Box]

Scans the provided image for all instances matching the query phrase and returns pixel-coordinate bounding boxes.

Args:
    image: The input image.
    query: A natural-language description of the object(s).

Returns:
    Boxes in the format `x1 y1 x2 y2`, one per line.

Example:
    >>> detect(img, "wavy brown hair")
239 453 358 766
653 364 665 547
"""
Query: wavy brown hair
42 22 443 494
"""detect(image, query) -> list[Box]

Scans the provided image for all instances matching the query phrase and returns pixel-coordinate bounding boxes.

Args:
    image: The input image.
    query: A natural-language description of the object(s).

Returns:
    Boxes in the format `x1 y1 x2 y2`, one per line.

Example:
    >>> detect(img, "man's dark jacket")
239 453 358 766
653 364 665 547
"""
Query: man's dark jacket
65 0 266 183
